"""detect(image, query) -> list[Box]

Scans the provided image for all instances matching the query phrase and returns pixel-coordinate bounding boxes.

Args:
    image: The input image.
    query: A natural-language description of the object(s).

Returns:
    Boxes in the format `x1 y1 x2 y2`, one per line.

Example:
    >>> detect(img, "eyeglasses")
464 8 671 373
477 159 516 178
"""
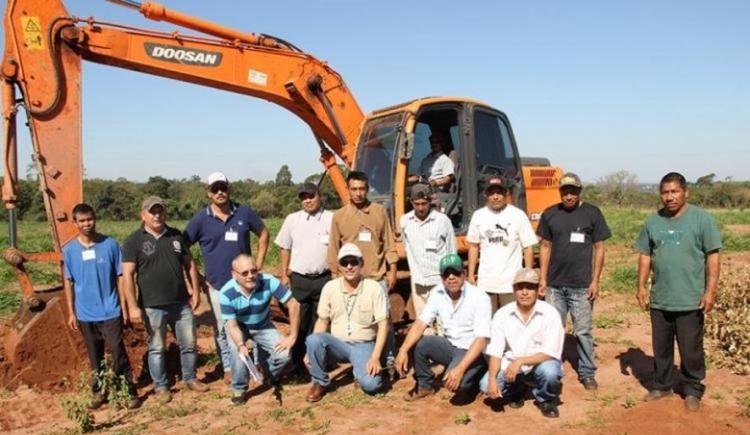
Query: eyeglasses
338 258 361 268
440 268 463 279
233 268 258 277
209 182 229 194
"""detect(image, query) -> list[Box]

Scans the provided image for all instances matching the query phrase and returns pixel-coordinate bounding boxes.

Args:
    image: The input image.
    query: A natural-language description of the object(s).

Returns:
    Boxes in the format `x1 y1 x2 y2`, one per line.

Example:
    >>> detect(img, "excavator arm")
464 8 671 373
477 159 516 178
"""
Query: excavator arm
0 0 364 382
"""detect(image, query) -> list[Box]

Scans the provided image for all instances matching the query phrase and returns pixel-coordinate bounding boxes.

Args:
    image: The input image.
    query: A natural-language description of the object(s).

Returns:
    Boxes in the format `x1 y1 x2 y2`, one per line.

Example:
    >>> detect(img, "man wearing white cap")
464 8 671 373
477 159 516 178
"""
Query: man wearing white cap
480 268 564 418
184 172 269 380
304 243 388 402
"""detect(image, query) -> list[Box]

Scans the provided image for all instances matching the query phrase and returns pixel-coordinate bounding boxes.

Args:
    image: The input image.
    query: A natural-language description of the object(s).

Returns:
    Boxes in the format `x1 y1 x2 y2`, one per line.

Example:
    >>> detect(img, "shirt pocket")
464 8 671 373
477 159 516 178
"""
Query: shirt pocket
356 299 374 325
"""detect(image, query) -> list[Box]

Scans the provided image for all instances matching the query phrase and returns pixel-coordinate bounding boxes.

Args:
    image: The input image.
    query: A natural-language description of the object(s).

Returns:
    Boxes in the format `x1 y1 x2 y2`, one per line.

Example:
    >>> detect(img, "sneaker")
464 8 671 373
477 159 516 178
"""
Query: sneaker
155 389 172 404
685 395 701 412
403 386 436 402
186 380 209 393
230 391 246 406
643 389 673 402
538 401 559 418
581 378 599 391
87 392 106 410
127 395 142 410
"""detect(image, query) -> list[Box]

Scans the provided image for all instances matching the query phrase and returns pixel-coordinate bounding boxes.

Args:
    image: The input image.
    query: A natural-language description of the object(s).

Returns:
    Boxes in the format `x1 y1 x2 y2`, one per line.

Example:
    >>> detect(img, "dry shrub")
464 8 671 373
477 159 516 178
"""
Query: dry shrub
705 267 750 375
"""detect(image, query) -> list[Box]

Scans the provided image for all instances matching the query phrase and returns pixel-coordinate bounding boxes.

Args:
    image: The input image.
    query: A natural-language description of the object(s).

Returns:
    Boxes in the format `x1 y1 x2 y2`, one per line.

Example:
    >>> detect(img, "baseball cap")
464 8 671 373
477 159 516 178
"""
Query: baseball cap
559 172 582 188
298 182 319 197
512 268 540 286
141 196 165 211
337 243 363 260
409 184 432 200
206 171 229 186
484 176 508 193
439 253 463 274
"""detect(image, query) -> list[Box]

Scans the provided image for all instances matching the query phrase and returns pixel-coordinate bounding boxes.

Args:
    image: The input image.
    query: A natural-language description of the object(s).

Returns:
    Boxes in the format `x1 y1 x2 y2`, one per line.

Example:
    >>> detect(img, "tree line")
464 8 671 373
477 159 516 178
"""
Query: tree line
4 168 749 221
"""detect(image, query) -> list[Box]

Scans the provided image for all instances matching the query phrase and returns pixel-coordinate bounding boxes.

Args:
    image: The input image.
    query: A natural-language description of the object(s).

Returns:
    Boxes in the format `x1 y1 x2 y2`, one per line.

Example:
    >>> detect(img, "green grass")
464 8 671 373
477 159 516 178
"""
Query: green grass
602 264 638 295
594 312 625 329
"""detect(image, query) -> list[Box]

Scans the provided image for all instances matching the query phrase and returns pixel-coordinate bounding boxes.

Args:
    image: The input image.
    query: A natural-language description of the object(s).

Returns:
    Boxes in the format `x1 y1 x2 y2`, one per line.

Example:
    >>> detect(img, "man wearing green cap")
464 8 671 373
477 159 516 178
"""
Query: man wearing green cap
395 254 491 404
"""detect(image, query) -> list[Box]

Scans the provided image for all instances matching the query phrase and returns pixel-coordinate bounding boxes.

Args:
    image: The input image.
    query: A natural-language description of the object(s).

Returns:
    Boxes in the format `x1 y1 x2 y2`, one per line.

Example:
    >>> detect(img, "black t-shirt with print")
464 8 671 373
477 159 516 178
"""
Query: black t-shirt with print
122 225 190 308
537 202 611 288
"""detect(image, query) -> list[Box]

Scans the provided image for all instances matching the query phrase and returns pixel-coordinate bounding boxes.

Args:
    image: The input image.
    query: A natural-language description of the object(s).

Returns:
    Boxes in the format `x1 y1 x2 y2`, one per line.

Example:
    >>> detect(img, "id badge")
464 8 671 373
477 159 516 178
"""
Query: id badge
319 234 329 245
425 239 438 251
81 249 96 261
358 228 372 242
225 230 239 242
570 232 585 243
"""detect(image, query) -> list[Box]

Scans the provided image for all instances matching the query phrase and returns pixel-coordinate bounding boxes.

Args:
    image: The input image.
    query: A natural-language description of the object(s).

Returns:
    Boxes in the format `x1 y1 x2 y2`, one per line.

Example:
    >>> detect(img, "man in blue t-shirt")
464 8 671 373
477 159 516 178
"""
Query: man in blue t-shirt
62 203 139 410
220 254 300 405
184 171 269 380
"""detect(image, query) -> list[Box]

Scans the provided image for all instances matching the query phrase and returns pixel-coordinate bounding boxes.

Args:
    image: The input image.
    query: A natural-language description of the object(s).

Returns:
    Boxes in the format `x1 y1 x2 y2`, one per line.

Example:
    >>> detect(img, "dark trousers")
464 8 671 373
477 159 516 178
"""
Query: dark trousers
413 335 487 392
290 271 330 368
79 317 135 395
650 309 706 398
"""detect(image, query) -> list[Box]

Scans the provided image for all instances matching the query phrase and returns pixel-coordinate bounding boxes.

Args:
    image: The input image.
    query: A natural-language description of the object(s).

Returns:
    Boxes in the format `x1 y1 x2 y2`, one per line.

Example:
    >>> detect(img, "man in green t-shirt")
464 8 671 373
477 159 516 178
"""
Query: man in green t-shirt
634 172 721 412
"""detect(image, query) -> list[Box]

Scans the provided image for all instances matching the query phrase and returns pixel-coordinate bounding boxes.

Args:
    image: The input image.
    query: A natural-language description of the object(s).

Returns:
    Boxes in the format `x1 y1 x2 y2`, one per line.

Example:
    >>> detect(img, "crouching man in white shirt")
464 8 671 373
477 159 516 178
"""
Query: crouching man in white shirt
480 268 564 418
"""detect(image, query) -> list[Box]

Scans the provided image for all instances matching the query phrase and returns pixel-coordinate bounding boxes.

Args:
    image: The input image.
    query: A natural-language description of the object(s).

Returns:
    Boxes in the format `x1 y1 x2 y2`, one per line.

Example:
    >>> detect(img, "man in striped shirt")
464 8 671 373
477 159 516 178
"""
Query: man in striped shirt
220 254 301 405
400 184 456 330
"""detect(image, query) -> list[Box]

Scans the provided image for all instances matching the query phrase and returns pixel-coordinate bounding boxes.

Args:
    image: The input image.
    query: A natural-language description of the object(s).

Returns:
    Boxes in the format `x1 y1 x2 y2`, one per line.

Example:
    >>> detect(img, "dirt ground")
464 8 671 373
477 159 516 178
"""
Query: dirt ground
0 252 749 435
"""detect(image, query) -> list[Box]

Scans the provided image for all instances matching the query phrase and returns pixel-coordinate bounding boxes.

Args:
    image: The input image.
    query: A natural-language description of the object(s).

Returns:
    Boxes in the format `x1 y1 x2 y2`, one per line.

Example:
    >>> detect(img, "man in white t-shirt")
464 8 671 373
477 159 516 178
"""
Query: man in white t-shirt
467 176 538 312
418 131 455 190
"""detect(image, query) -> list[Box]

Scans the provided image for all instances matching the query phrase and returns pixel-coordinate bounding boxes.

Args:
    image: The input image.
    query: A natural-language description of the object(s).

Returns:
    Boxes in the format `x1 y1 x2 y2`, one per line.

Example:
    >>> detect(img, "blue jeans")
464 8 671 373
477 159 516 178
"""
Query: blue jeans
413 335 487 392
479 360 563 404
209 286 233 373
144 303 197 391
305 333 383 394
547 286 596 380
228 323 290 393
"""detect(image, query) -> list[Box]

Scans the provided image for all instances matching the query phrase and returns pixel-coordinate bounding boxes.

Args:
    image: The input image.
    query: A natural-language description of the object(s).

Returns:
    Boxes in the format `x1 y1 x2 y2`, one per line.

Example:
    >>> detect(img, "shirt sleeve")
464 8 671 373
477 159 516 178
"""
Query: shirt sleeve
317 282 333 320
219 290 237 322
382 208 399 265
466 212 481 244
371 281 388 323
430 155 454 179
537 209 552 241
591 207 612 243
246 206 265 235
518 212 539 248
62 245 74 282
485 313 506 358
540 308 565 360
473 292 492 338
113 240 123 276
183 213 201 246
327 211 342 274
634 221 652 255
268 275 292 304
418 290 440 325
274 215 293 250
701 211 722 253
121 233 137 263
445 217 457 254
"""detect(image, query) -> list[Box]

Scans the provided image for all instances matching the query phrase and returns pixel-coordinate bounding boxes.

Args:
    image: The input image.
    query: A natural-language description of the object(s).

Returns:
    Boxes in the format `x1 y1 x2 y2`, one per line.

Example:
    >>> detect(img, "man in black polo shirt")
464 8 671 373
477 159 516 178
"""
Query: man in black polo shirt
123 196 208 404
537 173 611 391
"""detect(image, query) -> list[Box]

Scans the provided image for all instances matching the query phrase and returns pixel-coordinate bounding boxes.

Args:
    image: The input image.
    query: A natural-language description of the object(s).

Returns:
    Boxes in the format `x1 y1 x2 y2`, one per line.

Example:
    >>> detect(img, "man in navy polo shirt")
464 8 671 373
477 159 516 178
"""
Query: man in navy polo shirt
185 172 269 380
63 203 139 410
220 254 300 405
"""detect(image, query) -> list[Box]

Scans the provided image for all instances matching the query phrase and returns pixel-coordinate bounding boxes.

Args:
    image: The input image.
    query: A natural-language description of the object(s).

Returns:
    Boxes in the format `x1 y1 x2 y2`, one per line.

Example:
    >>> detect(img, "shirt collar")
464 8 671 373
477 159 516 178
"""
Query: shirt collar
348 202 371 214
409 209 435 223
511 302 543 323
305 208 324 221
142 225 167 239
206 201 238 218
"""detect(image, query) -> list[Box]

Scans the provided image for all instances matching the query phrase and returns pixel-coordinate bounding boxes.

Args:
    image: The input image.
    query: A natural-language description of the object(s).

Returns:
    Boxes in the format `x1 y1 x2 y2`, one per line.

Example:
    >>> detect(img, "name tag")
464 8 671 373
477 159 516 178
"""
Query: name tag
570 232 585 243
82 249 96 261
319 234 329 245
358 229 372 242
425 239 438 251
225 230 239 242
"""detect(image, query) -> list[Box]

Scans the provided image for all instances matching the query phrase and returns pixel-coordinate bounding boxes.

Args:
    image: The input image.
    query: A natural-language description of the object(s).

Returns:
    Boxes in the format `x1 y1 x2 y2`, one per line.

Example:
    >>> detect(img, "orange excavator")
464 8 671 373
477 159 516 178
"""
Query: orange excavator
1 0 562 385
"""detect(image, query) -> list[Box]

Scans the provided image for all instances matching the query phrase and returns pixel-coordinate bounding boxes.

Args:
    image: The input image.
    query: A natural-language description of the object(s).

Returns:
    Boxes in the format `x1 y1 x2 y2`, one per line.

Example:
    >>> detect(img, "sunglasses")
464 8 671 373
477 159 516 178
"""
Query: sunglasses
209 182 229 194
441 268 463 279
234 268 258 277
338 257 361 268
299 192 316 201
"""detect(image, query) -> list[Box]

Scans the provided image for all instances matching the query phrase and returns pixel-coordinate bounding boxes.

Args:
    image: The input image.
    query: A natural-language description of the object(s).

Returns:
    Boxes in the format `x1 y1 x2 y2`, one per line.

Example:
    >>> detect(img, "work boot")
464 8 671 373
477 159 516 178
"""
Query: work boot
306 383 327 403
127 395 142 410
538 401 560 418
685 395 701 412
643 389 673 402
507 395 525 409
155 389 172 405
186 380 209 392
230 390 246 406
87 392 106 410
581 377 599 391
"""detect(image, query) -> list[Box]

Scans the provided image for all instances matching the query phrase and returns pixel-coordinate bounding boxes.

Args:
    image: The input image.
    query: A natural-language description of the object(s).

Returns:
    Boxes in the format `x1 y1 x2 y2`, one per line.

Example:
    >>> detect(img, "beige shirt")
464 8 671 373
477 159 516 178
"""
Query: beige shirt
327 202 399 281
317 277 388 343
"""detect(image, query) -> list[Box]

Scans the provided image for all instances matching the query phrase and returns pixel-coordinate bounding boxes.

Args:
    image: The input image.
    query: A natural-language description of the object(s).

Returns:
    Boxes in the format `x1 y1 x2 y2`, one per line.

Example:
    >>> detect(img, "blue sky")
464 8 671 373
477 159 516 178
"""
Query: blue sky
6 0 749 183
